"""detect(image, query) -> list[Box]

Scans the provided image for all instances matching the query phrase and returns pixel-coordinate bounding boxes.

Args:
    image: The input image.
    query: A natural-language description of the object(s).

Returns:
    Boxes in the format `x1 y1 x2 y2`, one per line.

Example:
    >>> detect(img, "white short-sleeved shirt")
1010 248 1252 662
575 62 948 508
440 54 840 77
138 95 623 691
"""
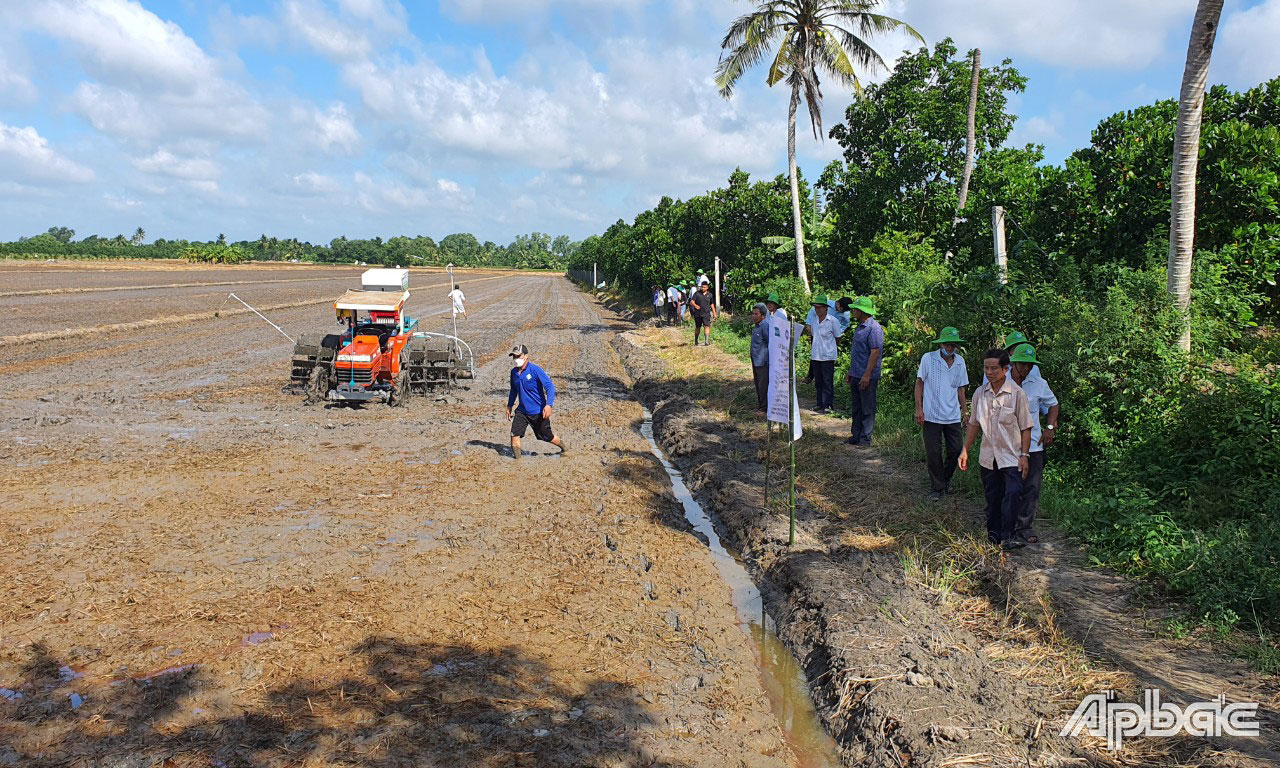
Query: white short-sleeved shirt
667 286 681 303
806 314 843 361
1018 368 1058 452
916 350 969 424
449 288 465 306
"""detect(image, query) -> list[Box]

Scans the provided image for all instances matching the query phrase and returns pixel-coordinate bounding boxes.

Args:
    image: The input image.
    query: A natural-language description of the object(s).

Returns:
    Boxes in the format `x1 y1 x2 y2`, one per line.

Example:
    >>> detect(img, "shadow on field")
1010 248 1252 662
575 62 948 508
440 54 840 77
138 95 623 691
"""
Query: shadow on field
1 638 682 767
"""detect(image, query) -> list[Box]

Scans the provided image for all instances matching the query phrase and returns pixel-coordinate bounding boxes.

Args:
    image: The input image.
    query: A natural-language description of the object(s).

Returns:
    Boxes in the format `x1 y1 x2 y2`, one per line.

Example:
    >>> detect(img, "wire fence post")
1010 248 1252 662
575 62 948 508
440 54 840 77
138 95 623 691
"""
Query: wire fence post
993 205 1009 285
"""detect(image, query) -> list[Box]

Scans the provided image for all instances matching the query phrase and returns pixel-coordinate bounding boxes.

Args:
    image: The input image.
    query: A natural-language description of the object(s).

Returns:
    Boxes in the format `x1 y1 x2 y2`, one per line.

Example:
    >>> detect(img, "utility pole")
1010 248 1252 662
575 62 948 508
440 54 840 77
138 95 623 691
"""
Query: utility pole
714 256 721 311
992 206 1008 285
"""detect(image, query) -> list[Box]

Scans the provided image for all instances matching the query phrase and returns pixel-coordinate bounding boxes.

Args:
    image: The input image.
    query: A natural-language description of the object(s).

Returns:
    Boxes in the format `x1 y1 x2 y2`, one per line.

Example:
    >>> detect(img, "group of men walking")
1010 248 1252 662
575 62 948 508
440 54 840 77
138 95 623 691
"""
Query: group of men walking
748 292 884 448
746 291 1058 551
652 271 717 345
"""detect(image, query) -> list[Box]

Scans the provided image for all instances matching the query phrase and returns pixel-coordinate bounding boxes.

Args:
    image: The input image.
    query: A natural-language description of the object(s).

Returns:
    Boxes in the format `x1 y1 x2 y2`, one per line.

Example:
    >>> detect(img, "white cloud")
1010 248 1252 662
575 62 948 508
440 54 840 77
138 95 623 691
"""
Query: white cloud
892 0 1197 71
131 149 218 181
1214 0 1280 89
25 0 268 142
441 0 644 23
291 171 341 196
283 0 372 60
436 178 462 194
291 102 361 153
0 123 95 184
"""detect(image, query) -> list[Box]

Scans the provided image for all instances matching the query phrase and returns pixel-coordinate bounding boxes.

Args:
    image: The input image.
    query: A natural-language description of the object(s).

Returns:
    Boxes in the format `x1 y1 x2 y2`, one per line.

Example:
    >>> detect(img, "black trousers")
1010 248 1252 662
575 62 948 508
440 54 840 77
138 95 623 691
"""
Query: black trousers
1016 451 1047 535
811 359 835 409
849 378 879 444
922 421 963 491
665 303 677 323
981 465 1024 544
752 364 769 410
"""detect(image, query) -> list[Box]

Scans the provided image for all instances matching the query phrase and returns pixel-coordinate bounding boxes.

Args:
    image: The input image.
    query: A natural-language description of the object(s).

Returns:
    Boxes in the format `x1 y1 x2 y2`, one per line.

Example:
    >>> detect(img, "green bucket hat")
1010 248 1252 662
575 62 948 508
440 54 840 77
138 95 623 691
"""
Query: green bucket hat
1009 343 1039 364
1004 330 1030 348
765 292 781 305
932 326 964 344
850 296 878 316
811 294 830 306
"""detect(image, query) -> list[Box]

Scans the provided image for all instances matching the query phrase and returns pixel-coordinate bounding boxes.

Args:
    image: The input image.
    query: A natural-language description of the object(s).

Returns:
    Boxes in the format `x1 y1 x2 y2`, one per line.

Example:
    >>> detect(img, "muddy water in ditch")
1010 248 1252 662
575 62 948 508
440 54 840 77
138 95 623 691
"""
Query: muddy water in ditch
640 407 841 768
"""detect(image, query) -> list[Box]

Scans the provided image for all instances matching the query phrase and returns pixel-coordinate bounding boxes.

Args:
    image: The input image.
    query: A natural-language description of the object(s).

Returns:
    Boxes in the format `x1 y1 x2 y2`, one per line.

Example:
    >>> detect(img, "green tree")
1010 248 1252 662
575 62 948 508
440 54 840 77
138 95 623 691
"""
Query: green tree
46 226 75 243
132 227 146 245
716 0 922 294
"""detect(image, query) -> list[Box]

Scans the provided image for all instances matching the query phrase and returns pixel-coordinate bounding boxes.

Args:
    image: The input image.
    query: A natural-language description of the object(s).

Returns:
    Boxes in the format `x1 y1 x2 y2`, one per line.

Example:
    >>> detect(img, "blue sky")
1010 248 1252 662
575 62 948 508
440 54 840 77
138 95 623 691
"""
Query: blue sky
0 0 1276 245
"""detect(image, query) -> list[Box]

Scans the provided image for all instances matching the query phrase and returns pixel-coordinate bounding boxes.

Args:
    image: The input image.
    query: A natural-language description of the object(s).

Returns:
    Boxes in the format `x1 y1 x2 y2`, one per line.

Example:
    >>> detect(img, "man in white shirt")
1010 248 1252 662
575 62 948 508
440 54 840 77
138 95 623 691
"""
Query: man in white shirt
665 284 681 324
1009 344 1059 545
448 284 466 318
915 326 970 500
801 294 844 414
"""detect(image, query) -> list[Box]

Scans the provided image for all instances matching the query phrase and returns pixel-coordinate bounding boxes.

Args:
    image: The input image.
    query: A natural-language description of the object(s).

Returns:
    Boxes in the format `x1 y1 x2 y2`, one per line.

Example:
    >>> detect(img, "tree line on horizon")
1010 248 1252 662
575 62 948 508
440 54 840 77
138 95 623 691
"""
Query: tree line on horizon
0 228 580 271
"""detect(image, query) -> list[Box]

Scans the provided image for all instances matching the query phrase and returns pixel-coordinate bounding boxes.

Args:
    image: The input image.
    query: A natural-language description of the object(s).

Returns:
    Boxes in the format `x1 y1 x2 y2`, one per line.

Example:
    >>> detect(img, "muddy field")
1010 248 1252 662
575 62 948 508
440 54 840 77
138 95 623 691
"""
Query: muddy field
0 262 805 767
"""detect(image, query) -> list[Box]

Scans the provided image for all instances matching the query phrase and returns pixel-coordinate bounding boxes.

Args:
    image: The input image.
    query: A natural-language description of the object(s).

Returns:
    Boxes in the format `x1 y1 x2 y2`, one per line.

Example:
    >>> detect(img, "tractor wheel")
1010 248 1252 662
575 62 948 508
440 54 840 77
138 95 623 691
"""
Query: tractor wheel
305 365 330 405
390 370 409 408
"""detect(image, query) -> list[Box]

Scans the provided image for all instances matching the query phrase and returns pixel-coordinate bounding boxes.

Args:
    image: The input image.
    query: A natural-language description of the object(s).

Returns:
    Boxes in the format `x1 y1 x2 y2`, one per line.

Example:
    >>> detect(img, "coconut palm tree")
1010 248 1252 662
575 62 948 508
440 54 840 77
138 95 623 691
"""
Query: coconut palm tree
716 0 922 294
1168 0 1224 353
131 226 145 245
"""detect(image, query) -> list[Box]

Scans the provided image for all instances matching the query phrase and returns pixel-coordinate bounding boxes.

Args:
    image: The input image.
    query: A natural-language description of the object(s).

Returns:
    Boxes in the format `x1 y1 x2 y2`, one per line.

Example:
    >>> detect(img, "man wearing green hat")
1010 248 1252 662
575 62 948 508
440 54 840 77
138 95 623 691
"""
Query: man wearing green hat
801 294 844 413
915 326 970 499
1009 344 1059 544
983 331 1038 385
665 283 680 324
845 296 884 446
765 292 787 328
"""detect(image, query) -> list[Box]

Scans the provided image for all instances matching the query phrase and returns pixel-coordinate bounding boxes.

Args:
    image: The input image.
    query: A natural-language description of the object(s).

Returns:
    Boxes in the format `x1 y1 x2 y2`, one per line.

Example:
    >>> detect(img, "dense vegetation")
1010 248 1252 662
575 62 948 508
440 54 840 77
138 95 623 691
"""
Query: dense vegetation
570 42 1280 639
1 228 578 271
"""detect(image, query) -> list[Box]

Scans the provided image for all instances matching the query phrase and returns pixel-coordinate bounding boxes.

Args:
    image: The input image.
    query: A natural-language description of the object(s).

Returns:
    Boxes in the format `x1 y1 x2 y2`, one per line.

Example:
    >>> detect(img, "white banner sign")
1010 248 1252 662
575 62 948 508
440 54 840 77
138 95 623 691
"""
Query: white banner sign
766 315 803 440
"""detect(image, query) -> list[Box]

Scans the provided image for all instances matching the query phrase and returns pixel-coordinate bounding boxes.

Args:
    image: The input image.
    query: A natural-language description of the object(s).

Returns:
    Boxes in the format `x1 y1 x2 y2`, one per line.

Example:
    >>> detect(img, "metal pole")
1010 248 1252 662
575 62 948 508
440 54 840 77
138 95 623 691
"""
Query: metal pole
225 293 294 343
788 325 796 546
993 205 1008 285
593 262 597 288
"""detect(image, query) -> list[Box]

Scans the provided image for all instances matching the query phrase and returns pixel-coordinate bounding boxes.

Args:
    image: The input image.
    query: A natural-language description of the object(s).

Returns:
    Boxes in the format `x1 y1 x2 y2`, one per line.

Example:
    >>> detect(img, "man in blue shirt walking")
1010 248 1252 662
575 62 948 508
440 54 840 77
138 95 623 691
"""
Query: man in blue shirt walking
506 344 565 460
845 297 884 447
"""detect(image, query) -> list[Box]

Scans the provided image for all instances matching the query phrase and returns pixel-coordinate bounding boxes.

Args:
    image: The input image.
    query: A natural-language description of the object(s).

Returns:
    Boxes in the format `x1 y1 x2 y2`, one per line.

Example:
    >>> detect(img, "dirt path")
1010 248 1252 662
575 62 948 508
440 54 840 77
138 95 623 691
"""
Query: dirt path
0 268 795 767
613 312 1279 767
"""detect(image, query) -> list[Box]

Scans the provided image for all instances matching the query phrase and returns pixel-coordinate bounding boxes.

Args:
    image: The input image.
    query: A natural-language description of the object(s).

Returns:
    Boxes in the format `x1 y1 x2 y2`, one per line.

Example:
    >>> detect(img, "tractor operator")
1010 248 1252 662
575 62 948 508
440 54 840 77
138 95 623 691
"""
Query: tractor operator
506 344 566 460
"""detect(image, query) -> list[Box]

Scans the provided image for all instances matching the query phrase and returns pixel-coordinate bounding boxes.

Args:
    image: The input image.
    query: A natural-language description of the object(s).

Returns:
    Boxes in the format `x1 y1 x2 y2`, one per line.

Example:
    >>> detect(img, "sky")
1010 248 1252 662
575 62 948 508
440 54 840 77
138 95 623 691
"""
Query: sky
0 0 1276 245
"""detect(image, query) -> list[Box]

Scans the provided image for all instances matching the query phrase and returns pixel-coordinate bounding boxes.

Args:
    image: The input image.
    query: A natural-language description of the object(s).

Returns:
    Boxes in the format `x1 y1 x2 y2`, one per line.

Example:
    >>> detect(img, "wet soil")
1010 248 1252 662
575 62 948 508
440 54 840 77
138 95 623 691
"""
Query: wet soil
0 264 796 767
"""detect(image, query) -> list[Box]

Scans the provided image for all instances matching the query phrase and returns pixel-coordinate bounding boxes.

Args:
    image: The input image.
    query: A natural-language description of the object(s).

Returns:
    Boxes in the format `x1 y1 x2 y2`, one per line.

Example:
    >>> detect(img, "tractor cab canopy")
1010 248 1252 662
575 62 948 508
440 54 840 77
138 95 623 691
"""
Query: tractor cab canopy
333 289 416 334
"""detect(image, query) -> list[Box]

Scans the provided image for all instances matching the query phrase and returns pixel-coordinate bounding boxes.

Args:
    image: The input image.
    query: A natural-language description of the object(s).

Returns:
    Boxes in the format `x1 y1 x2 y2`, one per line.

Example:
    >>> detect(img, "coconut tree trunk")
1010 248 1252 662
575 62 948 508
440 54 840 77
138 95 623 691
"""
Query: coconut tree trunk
787 86 811 294
957 49 980 211
1168 0 1224 353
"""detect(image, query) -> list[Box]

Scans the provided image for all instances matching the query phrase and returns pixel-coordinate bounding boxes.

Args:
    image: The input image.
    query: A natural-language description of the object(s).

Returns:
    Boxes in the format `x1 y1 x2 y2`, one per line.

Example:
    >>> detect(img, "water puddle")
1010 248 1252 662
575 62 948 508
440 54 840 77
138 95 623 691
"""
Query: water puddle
640 407 840 767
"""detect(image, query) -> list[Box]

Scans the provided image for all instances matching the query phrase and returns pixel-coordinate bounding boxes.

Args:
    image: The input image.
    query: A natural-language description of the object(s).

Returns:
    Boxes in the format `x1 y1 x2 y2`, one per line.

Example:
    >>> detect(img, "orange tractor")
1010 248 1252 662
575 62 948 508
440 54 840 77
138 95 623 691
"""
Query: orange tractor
288 269 473 405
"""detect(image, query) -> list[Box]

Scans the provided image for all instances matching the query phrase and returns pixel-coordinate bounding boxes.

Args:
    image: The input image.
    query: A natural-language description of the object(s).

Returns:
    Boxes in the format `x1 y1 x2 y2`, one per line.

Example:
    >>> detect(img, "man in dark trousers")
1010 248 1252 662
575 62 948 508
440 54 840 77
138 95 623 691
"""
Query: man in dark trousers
915 326 970 500
750 302 770 412
958 348 1033 550
845 297 883 446
690 281 717 346
506 344 565 460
